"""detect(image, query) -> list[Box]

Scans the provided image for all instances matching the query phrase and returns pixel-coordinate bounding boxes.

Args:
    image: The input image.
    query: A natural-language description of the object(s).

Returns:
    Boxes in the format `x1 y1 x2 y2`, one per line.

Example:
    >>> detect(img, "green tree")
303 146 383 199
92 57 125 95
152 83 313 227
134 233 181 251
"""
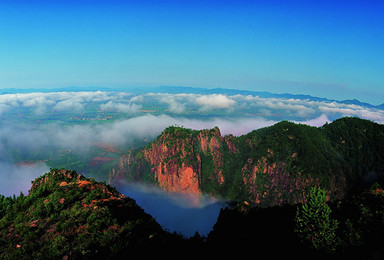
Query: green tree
295 187 339 253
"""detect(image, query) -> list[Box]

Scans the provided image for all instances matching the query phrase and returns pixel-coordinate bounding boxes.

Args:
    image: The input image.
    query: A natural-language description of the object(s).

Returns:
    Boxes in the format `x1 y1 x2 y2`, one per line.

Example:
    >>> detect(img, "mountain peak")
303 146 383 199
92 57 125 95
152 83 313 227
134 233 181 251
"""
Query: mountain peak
30 169 83 193
1 169 177 258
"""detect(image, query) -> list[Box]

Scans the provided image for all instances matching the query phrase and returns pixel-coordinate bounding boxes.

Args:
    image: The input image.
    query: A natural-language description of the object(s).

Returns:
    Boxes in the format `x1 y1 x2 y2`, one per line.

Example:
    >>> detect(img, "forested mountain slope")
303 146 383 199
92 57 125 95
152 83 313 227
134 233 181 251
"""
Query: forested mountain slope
110 117 384 206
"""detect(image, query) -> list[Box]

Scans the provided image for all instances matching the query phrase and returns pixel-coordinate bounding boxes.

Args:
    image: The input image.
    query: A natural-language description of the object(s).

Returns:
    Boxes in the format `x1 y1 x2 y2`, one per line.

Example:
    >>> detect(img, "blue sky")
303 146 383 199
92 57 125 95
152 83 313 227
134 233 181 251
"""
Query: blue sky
0 0 383 104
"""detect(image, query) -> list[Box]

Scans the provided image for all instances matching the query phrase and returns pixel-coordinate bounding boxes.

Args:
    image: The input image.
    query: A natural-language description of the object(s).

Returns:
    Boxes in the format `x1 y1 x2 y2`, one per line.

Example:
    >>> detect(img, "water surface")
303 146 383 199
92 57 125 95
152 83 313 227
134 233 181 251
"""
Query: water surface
118 183 227 237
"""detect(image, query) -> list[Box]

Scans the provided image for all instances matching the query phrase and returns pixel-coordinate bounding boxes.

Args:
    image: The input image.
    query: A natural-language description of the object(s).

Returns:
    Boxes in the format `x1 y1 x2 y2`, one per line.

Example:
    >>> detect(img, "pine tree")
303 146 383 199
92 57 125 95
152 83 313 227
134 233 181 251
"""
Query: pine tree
295 187 339 253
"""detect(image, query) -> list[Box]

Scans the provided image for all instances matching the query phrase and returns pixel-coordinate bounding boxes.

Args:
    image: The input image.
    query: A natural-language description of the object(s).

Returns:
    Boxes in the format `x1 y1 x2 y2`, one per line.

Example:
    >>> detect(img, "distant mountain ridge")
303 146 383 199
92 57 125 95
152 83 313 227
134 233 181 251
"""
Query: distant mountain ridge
1 86 383 109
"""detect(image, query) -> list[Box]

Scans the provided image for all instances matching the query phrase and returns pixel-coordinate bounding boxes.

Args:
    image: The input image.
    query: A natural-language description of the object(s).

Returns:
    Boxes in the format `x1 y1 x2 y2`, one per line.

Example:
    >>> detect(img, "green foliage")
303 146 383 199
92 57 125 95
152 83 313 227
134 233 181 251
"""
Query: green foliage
0 169 175 259
240 121 341 180
0 195 16 219
322 117 384 181
295 187 339 253
336 183 384 257
126 150 154 183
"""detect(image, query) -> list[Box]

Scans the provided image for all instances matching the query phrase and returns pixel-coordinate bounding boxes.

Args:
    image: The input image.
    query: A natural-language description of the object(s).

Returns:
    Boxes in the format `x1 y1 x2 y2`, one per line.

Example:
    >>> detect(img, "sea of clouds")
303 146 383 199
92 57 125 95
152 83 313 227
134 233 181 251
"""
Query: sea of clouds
1 91 383 194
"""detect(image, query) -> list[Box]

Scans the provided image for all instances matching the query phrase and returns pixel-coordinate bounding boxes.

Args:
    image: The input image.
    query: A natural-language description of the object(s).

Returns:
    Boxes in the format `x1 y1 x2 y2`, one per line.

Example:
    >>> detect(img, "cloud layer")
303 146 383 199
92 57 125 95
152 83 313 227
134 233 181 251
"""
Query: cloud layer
1 91 383 159
1 91 383 123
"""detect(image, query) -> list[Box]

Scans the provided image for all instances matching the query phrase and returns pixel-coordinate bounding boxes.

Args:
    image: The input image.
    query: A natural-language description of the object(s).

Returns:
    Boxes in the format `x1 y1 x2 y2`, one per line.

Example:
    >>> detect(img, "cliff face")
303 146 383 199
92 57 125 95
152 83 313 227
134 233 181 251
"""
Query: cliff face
240 154 317 206
110 117 384 206
109 127 233 195
144 129 201 194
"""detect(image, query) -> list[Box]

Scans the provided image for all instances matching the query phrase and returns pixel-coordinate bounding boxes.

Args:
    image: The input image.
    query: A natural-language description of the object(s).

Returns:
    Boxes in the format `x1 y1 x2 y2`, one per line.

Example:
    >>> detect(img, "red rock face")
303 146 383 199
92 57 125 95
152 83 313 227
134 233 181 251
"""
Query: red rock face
241 156 320 206
143 132 201 194
197 129 226 185
92 143 120 153
240 149 347 206
224 135 238 154
89 157 115 167
155 164 200 194
137 127 239 194
241 149 319 206
30 169 81 193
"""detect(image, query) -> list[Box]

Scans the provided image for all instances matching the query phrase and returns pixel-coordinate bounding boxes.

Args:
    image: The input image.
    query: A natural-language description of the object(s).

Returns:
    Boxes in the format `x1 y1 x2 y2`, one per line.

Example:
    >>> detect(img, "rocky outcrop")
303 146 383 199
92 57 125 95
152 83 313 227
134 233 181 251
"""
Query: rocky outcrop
30 169 82 193
197 128 226 185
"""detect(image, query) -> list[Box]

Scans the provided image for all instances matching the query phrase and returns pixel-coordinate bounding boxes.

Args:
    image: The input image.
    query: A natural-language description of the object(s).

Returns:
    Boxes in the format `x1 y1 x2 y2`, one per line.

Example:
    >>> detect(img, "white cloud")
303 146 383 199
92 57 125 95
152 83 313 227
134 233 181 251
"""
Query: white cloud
0 104 11 115
294 114 331 127
99 101 142 114
196 94 236 110
54 99 84 111
129 95 144 103
318 103 384 123
160 96 186 114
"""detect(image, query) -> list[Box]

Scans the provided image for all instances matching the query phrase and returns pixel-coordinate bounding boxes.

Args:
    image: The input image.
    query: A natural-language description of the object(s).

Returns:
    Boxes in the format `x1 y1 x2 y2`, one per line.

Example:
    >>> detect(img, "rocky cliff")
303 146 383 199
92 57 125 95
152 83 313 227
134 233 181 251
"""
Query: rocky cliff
110 117 384 206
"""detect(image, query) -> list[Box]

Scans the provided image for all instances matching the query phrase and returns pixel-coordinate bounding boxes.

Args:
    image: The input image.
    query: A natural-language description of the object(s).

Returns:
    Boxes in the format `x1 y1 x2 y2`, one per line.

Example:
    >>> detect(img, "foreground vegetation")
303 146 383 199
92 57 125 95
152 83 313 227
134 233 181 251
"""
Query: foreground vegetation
1 169 383 259
207 185 384 259
0 169 184 259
